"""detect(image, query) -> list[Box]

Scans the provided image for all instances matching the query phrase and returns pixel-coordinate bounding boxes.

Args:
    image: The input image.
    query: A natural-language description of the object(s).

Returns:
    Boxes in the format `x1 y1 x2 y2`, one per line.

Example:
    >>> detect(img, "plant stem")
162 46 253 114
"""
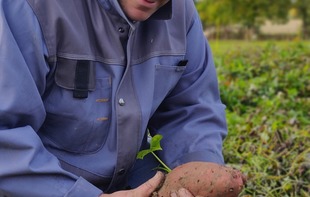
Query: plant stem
151 152 172 173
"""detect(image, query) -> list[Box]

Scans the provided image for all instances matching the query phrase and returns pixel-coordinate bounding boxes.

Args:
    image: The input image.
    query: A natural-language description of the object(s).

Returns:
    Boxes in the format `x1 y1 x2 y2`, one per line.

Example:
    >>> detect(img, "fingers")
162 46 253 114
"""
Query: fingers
134 171 165 196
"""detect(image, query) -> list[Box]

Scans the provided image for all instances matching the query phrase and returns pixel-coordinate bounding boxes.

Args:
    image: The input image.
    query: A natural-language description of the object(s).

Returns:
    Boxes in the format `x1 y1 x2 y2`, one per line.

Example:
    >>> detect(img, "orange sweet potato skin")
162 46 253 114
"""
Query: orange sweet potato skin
154 162 246 197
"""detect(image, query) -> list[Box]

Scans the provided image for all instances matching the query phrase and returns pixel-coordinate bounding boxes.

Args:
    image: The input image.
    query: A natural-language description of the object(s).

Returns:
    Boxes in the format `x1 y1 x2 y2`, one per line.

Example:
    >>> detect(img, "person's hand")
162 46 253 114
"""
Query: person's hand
99 171 164 197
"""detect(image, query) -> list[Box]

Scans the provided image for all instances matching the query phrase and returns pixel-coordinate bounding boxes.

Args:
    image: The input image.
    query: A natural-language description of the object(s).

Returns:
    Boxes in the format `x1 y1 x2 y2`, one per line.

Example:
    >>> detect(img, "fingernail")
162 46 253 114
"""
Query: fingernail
170 191 178 197
178 188 189 195
155 171 163 178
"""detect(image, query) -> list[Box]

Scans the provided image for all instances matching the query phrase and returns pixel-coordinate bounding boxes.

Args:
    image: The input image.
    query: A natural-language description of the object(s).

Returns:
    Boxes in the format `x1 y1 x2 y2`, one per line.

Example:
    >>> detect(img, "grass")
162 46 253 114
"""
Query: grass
209 40 310 197
209 40 310 57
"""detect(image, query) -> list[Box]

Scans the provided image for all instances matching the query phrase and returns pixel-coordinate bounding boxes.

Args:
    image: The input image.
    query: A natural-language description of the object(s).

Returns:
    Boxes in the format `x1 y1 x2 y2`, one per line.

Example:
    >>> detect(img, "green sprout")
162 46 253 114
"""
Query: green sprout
137 134 172 173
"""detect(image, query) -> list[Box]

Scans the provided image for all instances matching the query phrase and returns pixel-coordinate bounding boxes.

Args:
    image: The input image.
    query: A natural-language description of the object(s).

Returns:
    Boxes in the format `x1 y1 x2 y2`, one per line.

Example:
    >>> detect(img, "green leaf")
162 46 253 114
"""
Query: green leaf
150 134 163 152
136 134 172 172
136 149 152 160
136 134 163 159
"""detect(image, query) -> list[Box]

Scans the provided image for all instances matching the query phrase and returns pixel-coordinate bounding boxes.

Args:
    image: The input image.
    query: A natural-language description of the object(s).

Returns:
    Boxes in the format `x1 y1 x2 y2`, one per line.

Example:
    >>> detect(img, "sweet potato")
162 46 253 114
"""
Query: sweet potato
153 162 246 197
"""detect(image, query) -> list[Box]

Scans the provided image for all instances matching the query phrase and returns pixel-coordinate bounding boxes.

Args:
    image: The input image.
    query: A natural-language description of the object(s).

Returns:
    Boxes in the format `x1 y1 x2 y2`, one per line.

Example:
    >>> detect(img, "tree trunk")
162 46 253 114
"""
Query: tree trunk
299 4 309 39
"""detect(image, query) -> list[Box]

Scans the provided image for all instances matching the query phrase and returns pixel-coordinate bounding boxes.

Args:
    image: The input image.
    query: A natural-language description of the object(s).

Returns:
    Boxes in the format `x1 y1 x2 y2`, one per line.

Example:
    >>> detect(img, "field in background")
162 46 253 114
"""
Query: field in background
209 40 310 196
209 40 310 57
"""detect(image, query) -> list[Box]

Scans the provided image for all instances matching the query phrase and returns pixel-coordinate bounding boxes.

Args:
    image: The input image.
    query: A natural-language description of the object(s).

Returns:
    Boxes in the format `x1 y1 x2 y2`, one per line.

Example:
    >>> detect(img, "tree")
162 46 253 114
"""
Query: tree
195 0 235 27
292 0 310 38
196 0 292 39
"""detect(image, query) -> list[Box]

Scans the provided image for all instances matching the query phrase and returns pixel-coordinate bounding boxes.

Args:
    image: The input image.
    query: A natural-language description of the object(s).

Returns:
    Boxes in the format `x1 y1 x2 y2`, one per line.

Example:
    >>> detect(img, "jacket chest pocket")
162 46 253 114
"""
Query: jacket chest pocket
41 57 112 153
153 63 187 104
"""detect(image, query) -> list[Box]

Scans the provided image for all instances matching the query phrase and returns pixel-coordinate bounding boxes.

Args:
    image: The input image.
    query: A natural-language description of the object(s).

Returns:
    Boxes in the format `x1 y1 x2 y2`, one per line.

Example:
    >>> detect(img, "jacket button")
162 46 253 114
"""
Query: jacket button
118 168 126 175
118 98 125 106
118 27 125 33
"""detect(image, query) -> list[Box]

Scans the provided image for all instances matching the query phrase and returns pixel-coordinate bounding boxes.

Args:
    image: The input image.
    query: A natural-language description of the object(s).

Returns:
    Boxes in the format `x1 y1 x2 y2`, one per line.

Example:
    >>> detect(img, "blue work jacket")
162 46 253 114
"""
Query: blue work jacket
0 0 227 196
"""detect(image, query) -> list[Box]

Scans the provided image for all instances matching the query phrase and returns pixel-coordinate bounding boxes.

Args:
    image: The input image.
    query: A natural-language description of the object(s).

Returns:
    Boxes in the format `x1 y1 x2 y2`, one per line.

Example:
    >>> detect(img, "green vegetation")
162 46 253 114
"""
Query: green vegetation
137 134 172 173
196 0 290 27
211 40 310 196
196 0 310 39
209 40 310 57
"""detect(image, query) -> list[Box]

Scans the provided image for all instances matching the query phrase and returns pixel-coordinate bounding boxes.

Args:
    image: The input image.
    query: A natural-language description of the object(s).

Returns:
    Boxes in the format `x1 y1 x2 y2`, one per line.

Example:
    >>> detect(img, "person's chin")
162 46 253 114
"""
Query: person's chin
127 11 153 21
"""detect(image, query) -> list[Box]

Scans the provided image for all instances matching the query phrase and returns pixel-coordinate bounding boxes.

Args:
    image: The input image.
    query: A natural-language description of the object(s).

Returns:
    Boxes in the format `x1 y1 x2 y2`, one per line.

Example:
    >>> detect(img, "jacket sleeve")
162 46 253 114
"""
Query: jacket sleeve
0 1 102 196
149 3 227 168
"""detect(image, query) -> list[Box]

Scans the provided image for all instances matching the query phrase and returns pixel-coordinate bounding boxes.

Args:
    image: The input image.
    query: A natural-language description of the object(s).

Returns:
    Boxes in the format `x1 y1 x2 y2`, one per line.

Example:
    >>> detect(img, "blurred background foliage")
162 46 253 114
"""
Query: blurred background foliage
194 1 310 196
195 0 310 40
211 41 310 196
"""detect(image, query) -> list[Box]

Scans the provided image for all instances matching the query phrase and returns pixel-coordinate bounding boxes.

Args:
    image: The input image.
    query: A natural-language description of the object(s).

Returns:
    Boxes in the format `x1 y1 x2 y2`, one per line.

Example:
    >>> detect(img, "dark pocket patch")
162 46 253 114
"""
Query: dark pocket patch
55 57 96 98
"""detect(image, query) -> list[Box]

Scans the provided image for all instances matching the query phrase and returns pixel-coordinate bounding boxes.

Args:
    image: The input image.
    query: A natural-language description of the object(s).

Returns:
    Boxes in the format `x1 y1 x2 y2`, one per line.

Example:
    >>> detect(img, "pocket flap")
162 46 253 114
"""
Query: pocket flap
55 57 96 91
